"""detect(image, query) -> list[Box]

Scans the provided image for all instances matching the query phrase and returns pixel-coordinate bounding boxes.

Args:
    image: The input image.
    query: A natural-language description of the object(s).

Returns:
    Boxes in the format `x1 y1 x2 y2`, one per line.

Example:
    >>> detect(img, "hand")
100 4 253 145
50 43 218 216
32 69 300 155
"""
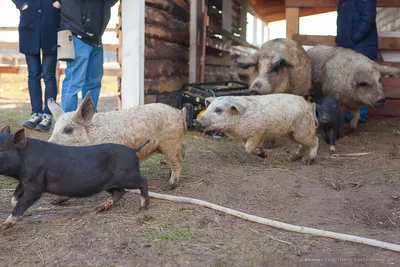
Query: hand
53 1 61 9
21 3 28 10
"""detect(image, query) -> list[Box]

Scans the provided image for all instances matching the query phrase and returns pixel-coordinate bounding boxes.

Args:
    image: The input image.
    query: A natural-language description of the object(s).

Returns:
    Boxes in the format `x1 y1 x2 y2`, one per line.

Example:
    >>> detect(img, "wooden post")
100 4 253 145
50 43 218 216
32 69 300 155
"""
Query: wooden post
189 0 204 83
121 0 145 109
222 0 233 66
252 16 257 46
240 0 247 40
286 7 299 39
261 22 265 43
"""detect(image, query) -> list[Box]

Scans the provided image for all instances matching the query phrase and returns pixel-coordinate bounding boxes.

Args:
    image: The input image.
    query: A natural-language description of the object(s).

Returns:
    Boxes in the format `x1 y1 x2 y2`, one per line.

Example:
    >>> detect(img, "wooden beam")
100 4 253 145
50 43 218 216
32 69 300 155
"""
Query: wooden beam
189 0 204 83
286 8 299 39
285 0 400 8
121 0 145 109
239 0 247 40
292 34 400 50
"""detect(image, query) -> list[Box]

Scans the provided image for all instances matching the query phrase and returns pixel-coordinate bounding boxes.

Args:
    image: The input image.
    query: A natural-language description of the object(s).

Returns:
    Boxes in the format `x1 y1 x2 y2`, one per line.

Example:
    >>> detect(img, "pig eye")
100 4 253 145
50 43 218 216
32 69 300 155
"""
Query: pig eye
358 82 368 87
62 127 74 135
214 108 223 115
379 78 382 84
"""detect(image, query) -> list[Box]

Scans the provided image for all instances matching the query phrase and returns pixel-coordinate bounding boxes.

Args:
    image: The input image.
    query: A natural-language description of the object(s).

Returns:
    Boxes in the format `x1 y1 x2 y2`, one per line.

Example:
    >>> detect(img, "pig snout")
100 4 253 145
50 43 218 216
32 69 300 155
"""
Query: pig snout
249 82 262 95
320 116 328 124
192 119 202 128
375 97 386 107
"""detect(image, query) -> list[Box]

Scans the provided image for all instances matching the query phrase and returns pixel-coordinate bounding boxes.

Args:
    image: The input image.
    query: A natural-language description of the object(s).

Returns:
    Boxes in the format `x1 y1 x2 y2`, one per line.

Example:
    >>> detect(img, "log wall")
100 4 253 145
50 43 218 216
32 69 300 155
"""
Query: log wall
117 0 250 107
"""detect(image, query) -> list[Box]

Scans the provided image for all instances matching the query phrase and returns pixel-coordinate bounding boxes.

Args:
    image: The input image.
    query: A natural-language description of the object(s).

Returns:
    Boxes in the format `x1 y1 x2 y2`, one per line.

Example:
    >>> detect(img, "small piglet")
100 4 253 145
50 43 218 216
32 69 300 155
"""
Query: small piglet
193 94 319 164
314 96 343 153
0 126 150 230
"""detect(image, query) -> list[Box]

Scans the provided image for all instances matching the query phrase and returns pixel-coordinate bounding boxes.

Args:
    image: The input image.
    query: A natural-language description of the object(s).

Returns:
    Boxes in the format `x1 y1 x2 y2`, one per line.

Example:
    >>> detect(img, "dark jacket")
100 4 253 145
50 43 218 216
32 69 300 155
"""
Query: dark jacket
336 0 378 60
12 0 61 55
60 0 118 46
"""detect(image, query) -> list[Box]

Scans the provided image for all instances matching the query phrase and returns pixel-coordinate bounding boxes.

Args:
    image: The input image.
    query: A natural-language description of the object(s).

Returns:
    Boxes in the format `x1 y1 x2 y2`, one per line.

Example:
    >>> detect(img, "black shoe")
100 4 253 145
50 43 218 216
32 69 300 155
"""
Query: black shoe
35 114 53 132
22 113 42 129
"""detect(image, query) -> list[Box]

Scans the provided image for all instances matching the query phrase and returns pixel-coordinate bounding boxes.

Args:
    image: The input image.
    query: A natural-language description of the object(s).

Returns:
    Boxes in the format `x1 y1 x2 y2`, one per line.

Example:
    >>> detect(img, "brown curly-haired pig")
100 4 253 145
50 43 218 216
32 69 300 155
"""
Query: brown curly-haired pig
47 94 187 204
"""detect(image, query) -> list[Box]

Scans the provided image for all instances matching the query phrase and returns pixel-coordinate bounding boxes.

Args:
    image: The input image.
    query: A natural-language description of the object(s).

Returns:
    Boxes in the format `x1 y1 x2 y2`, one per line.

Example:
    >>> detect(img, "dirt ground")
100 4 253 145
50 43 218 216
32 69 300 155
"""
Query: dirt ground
0 93 400 267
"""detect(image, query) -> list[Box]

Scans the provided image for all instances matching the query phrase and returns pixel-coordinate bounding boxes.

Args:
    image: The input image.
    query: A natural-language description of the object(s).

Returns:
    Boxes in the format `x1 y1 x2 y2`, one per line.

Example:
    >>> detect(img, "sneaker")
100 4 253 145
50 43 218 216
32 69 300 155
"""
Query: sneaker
35 114 53 132
22 113 42 129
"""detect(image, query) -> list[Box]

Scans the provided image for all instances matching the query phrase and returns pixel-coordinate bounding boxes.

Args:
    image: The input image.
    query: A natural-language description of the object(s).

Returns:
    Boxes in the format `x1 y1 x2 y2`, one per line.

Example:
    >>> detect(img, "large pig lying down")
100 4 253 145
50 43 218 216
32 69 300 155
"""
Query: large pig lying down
47 94 186 205
193 94 319 165
308 45 400 133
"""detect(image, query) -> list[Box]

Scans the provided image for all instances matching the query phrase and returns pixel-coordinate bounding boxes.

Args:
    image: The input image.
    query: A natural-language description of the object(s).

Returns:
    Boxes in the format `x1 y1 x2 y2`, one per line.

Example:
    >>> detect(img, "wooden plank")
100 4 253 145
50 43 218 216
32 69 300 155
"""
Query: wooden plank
189 0 204 83
292 34 400 50
286 7 299 39
292 34 336 46
382 78 400 99
285 0 400 8
239 0 247 40
121 0 145 109
221 0 233 69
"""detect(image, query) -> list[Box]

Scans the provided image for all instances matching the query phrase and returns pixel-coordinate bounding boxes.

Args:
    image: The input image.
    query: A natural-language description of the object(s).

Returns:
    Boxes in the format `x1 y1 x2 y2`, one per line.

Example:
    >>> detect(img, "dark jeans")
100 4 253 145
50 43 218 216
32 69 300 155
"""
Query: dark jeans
25 54 58 115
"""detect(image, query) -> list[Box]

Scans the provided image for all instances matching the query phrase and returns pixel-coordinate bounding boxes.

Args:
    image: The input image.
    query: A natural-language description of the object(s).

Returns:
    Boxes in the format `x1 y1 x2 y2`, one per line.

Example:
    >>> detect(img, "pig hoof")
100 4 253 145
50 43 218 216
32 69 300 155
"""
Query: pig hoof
2 222 14 231
3 216 17 231
95 199 114 212
329 145 336 153
263 141 276 149
139 205 149 212
290 155 302 162
305 158 315 165
166 184 178 191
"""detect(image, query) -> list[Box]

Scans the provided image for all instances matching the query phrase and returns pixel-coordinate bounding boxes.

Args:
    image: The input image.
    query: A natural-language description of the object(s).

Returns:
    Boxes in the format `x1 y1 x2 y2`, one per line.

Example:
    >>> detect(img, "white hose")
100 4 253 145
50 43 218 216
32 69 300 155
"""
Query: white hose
130 190 400 253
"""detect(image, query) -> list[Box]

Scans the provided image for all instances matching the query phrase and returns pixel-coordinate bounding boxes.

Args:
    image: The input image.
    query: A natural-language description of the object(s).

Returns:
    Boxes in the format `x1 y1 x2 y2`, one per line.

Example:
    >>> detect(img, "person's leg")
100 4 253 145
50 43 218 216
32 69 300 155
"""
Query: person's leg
36 54 58 131
82 44 104 111
23 54 43 129
61 36 92 112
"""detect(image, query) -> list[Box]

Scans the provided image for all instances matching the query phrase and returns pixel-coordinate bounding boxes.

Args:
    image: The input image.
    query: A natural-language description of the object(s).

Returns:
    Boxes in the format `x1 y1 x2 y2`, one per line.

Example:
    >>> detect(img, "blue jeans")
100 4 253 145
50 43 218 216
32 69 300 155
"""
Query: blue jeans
61 36 104 112
25 54 58 115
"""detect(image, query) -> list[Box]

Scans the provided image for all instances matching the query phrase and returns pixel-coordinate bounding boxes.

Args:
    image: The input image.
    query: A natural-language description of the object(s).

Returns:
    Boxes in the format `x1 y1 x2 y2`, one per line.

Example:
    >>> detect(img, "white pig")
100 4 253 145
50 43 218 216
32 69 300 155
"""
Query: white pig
193 94 319 164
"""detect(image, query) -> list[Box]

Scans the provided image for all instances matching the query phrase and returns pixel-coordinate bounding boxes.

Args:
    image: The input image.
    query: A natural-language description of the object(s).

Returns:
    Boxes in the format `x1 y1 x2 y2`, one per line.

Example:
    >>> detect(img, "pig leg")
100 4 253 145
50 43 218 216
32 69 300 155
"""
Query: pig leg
344 108 360 135
3 189 42 230
95 189 126 212
122 176 150 211
11 183 24 208
290 131 319 165
328 128 337 153
245 137 267 157
290 145 308 162
318 128 330 145
159 144 183 190
138 181 150 211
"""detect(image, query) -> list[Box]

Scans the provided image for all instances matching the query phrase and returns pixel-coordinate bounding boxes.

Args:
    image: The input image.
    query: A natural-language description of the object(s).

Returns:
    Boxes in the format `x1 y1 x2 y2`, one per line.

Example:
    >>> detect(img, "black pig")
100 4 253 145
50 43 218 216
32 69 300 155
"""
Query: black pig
313 96 343 153
0 126 150 230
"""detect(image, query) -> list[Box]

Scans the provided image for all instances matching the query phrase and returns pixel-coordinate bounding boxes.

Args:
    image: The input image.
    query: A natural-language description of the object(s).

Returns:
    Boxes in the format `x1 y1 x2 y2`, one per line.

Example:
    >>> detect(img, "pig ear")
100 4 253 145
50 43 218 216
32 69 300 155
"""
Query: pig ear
268 57 294 74
47 98 65 120
0 126 11 134
75 93 95 125
10 129 27 149
205 97 216 108
228 103 246 115
233 53 260 69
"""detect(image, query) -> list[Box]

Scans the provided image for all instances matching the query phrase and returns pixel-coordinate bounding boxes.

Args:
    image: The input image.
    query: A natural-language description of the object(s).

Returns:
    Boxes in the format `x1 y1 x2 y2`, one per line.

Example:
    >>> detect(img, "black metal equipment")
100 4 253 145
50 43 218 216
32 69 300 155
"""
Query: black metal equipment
180 80 250 128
